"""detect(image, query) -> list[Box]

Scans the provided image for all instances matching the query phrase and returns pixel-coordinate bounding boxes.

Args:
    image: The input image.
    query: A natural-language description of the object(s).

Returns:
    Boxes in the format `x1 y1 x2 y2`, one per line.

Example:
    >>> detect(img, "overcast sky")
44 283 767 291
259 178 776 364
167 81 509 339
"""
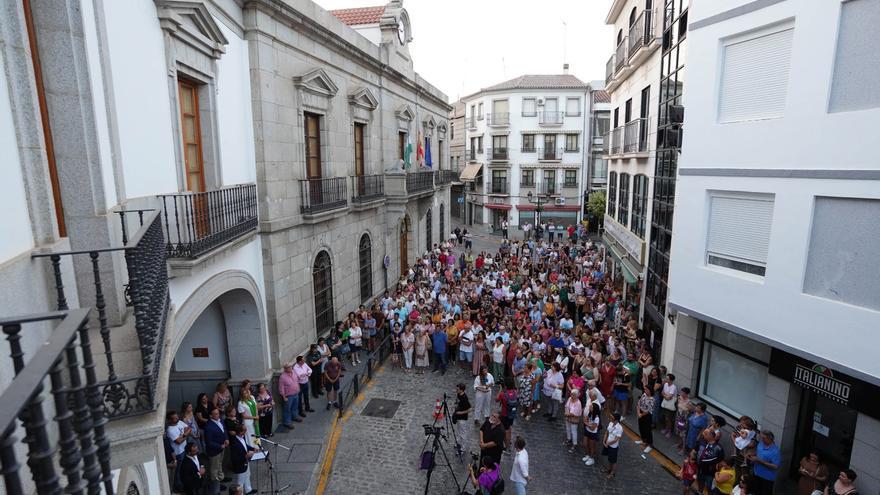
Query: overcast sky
313 0 615 102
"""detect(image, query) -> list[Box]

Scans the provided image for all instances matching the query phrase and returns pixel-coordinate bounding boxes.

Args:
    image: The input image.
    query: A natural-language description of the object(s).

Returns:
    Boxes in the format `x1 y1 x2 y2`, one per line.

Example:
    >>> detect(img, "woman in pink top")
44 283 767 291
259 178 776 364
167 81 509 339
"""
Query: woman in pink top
564 389 583 453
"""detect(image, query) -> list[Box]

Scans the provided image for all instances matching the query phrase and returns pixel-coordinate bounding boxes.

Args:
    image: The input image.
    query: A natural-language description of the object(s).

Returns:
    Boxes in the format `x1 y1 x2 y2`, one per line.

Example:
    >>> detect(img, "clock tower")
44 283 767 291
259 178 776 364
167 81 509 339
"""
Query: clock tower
379 0 412 65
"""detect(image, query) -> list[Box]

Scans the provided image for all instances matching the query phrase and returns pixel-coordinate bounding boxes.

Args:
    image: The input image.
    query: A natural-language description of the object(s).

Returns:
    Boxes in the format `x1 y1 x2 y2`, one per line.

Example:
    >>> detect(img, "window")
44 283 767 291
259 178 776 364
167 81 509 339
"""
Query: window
438 139 444 169
624 98 632 122
521 134 535 152
699 324 769 421
617 173 630 226
477 102 484 119
803 197 880 311
543 170 556 195
518 210 535 229
313 251 334 335
564 170 577 187
491 170 507 193
613 107 619 128
491 99 509 124
591 155 607 183
492 135 507 151
398 131 406 160
564 134 579 152
522 97 537 116
305 112 322 178
565 97 580 116
631 174 648 238
543 134 557 154
439 204 445 245
178 80 206 193
426 208 433 248
470 104 475 119
830 0 880 112
521 169 535 187
608 171 617 215
595 114 610 138
477 136 484 153
358 234 372 303
719 24 794 122
706 193 774 276
354 123 365 177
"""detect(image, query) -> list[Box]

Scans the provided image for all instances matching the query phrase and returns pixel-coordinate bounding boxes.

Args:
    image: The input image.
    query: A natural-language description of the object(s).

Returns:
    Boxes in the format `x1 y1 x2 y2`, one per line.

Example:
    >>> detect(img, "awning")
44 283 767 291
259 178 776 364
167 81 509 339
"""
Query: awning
604 236 640 285
485 204 511 210
459 162 483 182
516 204 580 212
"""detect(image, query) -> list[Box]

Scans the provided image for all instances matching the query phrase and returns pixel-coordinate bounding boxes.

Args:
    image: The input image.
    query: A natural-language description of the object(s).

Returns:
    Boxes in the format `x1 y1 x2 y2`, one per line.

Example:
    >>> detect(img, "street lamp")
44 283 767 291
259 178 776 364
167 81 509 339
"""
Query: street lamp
527 190 547 226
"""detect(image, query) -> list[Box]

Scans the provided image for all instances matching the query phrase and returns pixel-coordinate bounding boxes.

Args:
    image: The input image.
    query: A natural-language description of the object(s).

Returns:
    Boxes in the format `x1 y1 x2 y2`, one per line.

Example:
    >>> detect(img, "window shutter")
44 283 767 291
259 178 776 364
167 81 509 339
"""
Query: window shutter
522 98 536 115
719 27 794 123
493 99 509 113
566 98 580 115
707 195 774 268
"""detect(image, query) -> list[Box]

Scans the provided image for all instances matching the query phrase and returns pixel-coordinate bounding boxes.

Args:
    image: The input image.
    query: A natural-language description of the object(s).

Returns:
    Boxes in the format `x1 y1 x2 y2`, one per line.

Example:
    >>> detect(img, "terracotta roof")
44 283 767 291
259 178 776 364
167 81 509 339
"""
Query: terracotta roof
593 90 610 103
481 74 590 92
329 6 386 26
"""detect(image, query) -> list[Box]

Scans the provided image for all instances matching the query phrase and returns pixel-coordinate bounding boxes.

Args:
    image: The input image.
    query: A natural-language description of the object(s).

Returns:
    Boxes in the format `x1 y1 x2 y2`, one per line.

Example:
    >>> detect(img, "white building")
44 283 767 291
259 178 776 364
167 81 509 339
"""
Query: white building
460 73 594 234
601 0 664 325
668 0 880 492
588 86 611 194
0 0 451 492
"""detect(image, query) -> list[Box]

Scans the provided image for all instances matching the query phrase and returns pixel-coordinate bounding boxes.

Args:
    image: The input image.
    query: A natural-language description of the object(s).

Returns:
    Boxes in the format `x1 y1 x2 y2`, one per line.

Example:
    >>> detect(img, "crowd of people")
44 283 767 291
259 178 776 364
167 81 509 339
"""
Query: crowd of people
163 220 861 495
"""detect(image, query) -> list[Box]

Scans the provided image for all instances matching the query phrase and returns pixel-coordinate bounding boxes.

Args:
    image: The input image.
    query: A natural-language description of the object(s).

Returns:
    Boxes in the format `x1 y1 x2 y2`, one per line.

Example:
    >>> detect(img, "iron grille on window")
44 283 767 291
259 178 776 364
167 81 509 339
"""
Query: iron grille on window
426 209 433 249
313 251 334 335
358 234 372 303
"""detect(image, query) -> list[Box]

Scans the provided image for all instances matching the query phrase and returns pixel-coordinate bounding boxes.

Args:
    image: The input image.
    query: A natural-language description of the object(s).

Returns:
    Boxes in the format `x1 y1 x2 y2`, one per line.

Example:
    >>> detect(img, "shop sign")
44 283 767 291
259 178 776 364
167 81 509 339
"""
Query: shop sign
603 214 644 264
769 348 880 420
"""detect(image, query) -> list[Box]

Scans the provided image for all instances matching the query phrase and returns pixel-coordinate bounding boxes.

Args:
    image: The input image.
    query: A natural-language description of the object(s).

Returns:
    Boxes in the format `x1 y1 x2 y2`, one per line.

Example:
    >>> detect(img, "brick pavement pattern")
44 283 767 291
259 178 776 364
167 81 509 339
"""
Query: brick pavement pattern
325 364 681 494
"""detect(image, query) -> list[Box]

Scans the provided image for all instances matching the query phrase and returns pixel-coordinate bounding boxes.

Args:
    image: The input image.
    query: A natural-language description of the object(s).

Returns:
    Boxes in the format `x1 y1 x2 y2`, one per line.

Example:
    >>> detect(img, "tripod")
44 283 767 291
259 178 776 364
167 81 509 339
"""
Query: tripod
420 426 461 495
253 436 291 494
429 393 463 459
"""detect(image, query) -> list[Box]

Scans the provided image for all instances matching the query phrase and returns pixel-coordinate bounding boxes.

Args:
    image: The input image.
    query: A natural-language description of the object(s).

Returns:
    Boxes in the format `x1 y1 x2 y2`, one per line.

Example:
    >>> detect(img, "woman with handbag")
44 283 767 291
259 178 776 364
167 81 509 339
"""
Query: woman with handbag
563 388 583 453
542 362 565 421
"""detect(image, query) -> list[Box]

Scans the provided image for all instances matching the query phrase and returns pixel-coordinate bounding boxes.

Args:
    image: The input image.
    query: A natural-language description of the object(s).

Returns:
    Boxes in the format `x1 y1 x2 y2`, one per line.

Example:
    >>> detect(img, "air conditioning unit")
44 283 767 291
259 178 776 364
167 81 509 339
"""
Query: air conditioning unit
554 197 566 206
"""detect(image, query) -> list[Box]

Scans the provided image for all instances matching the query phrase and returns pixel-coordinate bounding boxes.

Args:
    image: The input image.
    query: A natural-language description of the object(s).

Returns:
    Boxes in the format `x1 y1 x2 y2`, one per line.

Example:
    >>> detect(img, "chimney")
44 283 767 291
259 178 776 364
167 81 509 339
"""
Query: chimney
563 63 569 74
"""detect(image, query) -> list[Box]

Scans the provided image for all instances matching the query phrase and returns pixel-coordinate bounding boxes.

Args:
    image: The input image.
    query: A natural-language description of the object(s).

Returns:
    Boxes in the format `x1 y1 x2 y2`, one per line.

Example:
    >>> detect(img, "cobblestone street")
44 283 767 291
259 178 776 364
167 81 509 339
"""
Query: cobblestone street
325 363 681 494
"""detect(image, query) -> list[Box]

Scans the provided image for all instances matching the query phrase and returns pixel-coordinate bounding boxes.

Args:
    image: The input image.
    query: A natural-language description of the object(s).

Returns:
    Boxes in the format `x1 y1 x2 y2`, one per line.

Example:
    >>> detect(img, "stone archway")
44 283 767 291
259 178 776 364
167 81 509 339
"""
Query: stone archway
159 270 269 411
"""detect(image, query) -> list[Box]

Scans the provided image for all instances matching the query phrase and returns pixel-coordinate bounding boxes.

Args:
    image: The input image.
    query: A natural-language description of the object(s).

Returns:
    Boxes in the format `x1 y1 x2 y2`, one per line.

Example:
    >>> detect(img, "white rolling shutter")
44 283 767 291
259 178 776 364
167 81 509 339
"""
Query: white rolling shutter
522 98 536 115
707 194 774 271
719 26 794 123
493 99 509 114
566 97 580 116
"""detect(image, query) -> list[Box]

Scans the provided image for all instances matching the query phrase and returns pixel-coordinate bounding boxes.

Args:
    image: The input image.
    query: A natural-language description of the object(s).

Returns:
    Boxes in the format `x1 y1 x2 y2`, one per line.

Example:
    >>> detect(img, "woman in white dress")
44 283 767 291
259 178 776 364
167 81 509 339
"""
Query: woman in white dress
237 387 259 447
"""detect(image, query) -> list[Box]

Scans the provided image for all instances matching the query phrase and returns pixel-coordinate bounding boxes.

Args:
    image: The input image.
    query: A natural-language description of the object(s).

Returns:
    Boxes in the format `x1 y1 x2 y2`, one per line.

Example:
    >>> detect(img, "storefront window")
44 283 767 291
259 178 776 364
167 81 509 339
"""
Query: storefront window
518 210 535 229
540 211 578 227
698 324 770 422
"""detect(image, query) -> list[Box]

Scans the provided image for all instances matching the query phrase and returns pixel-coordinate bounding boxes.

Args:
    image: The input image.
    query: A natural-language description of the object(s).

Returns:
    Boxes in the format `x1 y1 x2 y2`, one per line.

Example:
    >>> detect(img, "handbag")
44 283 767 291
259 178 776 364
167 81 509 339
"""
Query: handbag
661 397 676 411
551 388 563 402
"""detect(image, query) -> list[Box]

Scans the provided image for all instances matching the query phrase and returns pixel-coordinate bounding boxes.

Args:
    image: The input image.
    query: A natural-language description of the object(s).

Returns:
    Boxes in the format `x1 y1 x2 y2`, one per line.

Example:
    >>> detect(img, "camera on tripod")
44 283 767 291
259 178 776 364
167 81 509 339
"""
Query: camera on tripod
422 424 445 436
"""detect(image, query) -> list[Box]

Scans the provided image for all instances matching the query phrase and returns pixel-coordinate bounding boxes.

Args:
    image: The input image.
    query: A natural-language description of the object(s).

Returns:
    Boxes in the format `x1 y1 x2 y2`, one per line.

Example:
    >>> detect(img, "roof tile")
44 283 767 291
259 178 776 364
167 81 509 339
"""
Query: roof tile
329 6 386 26
481 74 590 92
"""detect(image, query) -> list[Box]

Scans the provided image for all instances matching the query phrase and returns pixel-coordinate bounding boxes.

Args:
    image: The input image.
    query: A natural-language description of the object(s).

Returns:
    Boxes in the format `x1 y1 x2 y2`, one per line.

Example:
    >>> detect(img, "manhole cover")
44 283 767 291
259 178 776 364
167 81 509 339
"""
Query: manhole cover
361 398 401 419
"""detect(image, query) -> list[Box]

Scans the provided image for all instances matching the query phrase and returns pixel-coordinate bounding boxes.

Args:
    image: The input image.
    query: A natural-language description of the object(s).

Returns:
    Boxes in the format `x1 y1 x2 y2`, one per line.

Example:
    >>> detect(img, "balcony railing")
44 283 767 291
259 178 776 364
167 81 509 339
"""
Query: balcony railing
521 145 536 153
606 54 615 85
538 111 564 125
31 209 170 424
603 131 611 154
436 169 458 185
537 181 558 196
615 37 628 72
521 178 536 188
351 174 385 203
466 148 477 161
466 117 477 130
624 118 649 153
406 170 435 193
157 183 257 259
611 127 624 154
0 309 114 494
490 179 510 194
537 147 563 161
489 147 509 161
300 177 347 214
629 9 653 57
487 112 510 126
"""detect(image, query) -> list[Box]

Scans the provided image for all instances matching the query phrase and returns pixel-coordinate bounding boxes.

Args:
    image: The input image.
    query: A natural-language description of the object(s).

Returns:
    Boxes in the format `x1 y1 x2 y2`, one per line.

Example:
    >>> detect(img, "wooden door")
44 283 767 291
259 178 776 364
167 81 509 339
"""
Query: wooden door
178 79 208 236
399 219 408 275
305 112 322 205
354 123 365 195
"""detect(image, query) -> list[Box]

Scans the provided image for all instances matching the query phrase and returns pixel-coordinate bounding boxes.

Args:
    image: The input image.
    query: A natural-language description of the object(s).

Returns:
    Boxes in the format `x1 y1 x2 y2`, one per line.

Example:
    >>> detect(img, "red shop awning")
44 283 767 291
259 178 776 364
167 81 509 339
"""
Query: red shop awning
516 204 580 212
485 204 512 210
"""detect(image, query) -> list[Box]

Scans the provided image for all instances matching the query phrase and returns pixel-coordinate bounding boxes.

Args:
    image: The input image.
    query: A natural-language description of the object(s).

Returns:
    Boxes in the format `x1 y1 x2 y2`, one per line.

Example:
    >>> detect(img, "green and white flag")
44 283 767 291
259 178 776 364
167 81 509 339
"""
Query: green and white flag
404 134 413 169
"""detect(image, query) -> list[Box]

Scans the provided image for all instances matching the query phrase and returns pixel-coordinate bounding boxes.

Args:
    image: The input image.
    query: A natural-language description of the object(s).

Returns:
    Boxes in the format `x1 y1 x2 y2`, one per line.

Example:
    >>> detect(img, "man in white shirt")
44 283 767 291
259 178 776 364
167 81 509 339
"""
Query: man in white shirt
166 411 191 492
510 436 531 494
458 326 474 371
603 412 624 478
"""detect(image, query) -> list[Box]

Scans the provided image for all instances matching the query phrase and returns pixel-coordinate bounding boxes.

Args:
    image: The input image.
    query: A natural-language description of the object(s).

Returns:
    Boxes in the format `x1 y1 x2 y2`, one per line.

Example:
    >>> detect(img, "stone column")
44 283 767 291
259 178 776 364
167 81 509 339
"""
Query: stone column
761 375 801 475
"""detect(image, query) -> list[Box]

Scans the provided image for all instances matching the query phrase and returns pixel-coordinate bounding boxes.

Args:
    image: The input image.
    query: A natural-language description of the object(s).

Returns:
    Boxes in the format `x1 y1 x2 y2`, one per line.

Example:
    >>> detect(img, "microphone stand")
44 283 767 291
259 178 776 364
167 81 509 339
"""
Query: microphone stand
253 436 291 494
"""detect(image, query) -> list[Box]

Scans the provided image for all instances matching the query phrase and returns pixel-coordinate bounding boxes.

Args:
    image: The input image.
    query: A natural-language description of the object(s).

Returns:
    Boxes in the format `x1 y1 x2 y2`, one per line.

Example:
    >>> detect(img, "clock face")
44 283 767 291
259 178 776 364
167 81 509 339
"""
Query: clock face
397 20 406 44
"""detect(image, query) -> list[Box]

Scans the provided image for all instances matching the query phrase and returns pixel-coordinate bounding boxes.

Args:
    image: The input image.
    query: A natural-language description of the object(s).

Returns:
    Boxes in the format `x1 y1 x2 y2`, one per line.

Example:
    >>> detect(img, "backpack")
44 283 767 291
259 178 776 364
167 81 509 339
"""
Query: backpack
490 475 505 495
503 389 518 417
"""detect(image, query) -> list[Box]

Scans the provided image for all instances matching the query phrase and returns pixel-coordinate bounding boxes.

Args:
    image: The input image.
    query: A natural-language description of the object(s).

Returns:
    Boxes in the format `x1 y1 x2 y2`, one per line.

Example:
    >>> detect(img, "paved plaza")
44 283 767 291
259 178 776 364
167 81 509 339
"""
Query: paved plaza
324 363 682 494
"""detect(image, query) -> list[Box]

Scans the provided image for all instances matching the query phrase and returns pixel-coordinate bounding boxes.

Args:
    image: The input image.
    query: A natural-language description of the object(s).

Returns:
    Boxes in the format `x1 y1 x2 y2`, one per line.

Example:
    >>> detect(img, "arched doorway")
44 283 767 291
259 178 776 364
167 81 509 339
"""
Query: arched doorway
167 288 264 409
358 233 372 303
426 208 433 250
313 251 334 336
399 215 411 275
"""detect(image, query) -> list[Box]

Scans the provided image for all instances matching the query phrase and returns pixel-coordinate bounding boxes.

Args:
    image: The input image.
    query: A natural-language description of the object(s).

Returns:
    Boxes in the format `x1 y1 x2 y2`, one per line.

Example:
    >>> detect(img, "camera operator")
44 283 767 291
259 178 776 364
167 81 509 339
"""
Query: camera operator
479 413 505 467
467 455 502 495
452 383 472 447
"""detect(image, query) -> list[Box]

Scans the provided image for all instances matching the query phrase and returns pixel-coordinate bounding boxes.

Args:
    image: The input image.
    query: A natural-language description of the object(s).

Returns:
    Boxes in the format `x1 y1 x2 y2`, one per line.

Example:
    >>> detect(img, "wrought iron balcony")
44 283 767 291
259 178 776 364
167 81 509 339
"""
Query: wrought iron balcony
300 177 348 214
489 147 509 161
624 118 649 153
490 179 510 194
615 37 628 72
537 147 563 161
406 170 435 194
351 174 385 203
466 117 477 130
629 9 653 57
606 54 615 86
0 309 114 494
435 169 458 185
611 127 624 154
486 112 510 126
156 183 257 259
521 145 536 153
602 131 611 154
537 181 558 196
31 209 170 423
538 111 564 126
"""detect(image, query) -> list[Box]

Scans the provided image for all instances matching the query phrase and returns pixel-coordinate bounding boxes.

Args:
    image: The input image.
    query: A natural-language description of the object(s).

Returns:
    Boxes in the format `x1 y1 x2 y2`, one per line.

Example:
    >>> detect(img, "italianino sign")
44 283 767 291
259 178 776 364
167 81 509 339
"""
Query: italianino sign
793 364 851 404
